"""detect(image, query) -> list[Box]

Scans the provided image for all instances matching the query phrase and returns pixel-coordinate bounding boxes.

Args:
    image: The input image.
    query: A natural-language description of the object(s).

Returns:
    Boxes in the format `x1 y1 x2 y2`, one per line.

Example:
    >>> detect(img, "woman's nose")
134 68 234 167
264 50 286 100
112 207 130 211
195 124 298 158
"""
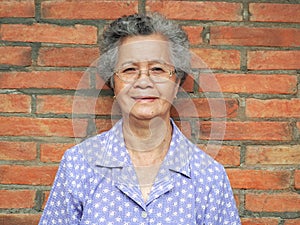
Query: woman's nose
133 69 154 88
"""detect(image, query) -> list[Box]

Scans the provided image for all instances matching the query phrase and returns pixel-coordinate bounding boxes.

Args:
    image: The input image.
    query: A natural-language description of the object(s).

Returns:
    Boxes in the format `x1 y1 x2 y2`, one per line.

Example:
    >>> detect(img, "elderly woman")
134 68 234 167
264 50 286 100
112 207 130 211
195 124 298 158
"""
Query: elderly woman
39 14 241 225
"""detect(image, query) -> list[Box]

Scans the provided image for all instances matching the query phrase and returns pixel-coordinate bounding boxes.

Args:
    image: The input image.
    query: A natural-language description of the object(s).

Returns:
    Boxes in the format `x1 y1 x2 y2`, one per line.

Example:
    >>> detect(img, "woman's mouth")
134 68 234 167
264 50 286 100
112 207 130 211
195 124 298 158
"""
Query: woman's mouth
132 96 159 102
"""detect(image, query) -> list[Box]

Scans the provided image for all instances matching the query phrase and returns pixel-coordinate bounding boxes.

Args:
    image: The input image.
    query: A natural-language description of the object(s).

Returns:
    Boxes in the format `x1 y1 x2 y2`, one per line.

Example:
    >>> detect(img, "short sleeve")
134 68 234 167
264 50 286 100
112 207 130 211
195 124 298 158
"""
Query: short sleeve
39 150 84 225
204 166 241 225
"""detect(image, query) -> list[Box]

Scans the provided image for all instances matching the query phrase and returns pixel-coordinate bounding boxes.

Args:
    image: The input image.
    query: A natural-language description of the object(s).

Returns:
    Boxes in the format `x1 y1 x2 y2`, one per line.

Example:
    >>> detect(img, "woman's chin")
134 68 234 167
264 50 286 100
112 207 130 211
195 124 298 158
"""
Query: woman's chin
129 111 158 120
127 107 164 121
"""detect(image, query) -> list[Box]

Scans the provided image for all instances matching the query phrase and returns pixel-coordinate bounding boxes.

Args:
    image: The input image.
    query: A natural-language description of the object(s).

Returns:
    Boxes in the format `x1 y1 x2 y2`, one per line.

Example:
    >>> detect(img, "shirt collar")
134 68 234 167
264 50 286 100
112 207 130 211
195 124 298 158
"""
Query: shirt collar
85 119 191 178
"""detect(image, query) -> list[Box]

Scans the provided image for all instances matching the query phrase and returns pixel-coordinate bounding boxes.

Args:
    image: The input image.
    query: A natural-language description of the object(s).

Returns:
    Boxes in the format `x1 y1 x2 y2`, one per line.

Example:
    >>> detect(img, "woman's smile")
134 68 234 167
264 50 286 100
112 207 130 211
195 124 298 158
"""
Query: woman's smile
131 96 159 102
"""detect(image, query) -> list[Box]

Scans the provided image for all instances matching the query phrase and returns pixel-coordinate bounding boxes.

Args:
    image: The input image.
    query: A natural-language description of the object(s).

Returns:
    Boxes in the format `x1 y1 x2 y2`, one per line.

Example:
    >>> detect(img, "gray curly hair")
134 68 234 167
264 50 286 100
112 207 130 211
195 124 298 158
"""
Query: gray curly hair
97 13 191 88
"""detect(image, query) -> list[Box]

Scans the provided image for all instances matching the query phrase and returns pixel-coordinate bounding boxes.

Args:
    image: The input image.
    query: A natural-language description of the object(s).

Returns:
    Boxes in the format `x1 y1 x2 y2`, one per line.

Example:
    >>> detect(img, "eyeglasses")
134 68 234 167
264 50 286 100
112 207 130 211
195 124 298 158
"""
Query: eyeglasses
114 63 175 83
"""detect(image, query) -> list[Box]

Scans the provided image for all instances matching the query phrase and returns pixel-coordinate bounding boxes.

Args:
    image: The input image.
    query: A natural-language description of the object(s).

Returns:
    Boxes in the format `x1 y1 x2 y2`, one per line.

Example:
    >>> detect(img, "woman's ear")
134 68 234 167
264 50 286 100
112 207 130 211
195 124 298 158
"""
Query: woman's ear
173 79 180 100
109 76 115 90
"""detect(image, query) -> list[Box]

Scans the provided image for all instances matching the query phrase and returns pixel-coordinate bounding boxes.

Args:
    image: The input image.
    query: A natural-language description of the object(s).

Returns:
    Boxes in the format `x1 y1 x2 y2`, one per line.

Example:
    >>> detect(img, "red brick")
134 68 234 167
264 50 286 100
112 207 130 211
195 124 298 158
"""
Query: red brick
0 190 35 208
0 94 31 113
248 51 300 70
174 120 192 140
0 0 34 18
0 117 88 137
198 144 240 166
38 47 99 67
246 99 300 118
95 119 115 134
199 73 297 94
42 191 50 209
199 121 292 141
171 98 238 118
245 193 300 212
37 95 115 115
234 194 240 209
284 219 300 225
95 75 111 90
211 26 300 47
0 141 36 161
41 0 138 19
0 71 89 90
295 170 300 189
147 1 242 21
241 217 279 225
191 48 240 70
40 143 75 162
0 214 40 225
1 24 97 44
182 26 203 45
0 165 57 185
0 46 31 66
250 3 300 23
180 74 194 93
227 169 290 190
246 145 300 165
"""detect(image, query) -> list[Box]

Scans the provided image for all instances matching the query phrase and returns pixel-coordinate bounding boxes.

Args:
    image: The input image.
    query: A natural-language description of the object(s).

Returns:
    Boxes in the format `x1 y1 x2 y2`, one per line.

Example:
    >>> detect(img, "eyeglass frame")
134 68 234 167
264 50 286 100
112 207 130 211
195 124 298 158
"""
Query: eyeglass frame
113 63 176 83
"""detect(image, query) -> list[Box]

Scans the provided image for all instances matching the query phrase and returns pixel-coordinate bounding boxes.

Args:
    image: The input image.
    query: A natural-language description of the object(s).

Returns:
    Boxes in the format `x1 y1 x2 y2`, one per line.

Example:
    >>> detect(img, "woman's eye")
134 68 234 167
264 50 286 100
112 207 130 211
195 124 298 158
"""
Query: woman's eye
122 67 137 73
151 67 165 73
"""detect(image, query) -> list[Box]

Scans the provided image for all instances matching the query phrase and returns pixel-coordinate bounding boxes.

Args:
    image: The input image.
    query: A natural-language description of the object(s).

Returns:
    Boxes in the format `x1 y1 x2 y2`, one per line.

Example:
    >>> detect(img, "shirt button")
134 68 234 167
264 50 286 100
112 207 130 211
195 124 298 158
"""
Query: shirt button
141 211 147 218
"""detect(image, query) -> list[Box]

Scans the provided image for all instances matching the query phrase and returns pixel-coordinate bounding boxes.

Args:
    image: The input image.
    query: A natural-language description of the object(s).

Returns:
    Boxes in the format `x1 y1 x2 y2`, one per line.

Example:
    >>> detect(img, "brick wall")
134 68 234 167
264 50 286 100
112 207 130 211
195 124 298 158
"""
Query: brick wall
0 0 299 224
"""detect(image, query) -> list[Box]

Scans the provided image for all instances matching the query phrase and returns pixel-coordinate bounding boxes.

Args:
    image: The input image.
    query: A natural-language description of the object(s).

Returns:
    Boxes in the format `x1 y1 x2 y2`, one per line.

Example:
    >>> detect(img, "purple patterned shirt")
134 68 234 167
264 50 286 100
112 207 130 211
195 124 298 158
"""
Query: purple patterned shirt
39 120 241 225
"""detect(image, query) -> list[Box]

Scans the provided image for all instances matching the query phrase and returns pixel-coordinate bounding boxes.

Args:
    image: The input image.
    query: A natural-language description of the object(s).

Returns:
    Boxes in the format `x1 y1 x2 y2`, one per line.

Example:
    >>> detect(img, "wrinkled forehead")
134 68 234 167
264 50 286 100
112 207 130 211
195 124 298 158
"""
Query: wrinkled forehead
116 39 172 67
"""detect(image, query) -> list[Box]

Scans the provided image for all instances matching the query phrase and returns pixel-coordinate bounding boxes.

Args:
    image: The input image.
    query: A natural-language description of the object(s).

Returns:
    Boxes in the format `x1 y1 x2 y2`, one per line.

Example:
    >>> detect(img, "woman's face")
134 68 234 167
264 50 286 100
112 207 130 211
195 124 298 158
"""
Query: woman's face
113 34 179 121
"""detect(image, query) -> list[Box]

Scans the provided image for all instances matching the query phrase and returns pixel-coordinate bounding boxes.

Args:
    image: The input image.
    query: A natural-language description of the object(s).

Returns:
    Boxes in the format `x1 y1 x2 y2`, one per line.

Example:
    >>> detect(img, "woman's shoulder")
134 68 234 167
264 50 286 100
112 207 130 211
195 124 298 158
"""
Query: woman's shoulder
57 131 111 187
62 130 110 162
186 141 227 178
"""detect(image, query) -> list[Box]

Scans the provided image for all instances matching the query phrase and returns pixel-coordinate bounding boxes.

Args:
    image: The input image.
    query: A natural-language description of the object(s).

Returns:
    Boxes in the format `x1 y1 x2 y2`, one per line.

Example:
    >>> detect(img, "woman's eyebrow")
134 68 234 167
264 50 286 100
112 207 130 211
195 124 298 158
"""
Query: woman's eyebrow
118 60 170 68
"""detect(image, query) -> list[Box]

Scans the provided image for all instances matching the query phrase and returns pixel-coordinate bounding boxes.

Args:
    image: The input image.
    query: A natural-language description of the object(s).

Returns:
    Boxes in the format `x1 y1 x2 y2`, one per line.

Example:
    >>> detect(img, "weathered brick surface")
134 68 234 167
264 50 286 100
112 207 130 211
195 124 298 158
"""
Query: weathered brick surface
199 121 292 141
0 1 299 224
227 169 291 190
241 217 279 225
199 73 297 94
198 144 240 166
1 24 98 44
246 99 300 118
0 71 89 89
0 117 88 137
0 190 36 208
248 50 300 70
284 219 300 225
182 26 204 45
36 95 115 115
249 3 300 23
147 1 242 21
245 193 300 212
41 0 138 19
210 26 300 47
0 0 34 18
0 214 40 225
246 145 300 165
0 141 36 161
38 47 99 67
295 170 300 190
0 94 31 113
191 48 241 70
0 46 31 66
40 143 75 162
0 165 57 185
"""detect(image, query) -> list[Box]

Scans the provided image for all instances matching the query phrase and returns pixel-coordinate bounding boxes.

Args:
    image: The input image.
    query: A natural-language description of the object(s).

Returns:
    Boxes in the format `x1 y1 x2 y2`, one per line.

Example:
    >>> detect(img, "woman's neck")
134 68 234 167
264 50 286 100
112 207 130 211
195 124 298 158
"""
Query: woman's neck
122 116 173 167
